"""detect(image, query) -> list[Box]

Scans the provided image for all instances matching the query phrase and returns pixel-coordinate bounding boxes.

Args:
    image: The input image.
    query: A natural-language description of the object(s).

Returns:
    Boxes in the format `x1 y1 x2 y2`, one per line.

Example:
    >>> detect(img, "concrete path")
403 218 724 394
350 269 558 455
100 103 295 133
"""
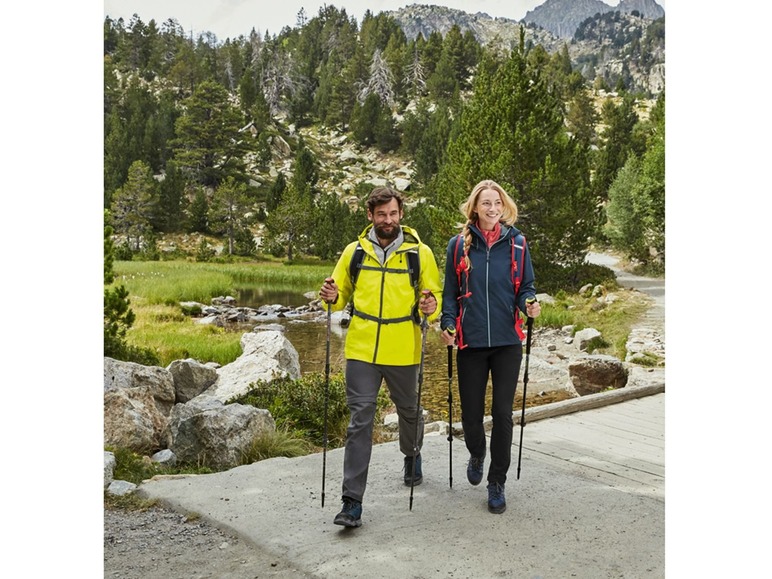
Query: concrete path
138 391 664 578
586 251 665 335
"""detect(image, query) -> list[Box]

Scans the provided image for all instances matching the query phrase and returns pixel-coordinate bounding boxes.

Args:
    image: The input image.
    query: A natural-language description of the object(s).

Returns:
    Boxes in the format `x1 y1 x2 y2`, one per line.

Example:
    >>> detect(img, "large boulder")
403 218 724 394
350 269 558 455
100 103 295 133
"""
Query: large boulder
524 356 574 394
204 330 301 402
568 355 629 396
167 358 218 403
104 357 176 416
573 328 602 352
165 397 275 470
104 385 169 453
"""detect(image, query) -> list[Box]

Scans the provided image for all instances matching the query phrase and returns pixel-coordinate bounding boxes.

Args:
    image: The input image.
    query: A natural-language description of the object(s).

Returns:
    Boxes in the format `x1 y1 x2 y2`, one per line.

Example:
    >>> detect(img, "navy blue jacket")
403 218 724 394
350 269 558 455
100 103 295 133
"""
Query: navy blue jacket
441 223 536 348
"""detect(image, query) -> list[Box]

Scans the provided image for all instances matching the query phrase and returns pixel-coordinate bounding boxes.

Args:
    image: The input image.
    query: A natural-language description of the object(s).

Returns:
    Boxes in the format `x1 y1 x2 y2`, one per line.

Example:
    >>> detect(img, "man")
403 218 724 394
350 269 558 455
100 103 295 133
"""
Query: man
319 187 441 528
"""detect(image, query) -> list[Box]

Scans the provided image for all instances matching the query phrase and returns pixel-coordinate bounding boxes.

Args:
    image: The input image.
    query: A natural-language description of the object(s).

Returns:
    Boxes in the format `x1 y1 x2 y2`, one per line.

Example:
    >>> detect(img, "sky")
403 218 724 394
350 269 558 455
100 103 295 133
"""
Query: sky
102 0 664 41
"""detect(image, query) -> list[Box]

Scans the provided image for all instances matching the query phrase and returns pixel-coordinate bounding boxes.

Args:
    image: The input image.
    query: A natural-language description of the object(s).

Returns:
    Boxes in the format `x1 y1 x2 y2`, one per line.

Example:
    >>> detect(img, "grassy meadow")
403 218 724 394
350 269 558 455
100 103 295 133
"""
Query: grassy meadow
114 260 332 366
112 259 652 367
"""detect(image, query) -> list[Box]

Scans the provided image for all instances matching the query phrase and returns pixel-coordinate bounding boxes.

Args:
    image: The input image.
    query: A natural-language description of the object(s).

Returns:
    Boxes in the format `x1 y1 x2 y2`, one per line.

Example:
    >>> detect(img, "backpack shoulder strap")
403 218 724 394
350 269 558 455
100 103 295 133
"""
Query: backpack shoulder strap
453 234 465 286
406 247 420 289
511 234 526 295
349 242 365 287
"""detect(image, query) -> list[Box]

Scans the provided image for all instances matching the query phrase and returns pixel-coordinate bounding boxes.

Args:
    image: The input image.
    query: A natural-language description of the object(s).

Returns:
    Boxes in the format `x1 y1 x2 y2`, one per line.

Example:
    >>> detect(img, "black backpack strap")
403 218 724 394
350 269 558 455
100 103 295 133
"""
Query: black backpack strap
406 248 420 289
349 243 365 287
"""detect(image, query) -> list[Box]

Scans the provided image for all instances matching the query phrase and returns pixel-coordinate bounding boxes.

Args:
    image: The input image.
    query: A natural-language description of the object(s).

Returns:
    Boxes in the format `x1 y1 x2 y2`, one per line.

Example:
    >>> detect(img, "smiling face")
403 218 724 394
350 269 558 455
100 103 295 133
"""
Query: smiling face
368 197 403 245
475 188 503 231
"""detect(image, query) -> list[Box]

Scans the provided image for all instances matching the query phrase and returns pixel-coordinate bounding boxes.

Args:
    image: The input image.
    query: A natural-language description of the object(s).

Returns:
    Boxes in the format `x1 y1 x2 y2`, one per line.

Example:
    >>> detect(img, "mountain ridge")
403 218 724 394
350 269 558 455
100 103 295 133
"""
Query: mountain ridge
385 1 665 95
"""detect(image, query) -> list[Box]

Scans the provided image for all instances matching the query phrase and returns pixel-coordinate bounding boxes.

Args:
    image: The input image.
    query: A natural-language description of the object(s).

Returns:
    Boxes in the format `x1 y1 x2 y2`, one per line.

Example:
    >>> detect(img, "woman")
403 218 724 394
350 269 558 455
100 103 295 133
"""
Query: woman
440 179 541 514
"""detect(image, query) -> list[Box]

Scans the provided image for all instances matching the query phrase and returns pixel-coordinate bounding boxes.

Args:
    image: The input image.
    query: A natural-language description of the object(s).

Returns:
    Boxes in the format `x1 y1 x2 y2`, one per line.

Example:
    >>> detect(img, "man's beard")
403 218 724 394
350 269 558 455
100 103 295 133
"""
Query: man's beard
374 223 399 241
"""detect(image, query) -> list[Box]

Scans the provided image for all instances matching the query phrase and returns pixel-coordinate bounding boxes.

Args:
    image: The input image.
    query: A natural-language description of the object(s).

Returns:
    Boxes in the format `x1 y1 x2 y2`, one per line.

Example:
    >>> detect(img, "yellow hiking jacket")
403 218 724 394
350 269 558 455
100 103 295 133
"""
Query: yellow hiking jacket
328 224 442 366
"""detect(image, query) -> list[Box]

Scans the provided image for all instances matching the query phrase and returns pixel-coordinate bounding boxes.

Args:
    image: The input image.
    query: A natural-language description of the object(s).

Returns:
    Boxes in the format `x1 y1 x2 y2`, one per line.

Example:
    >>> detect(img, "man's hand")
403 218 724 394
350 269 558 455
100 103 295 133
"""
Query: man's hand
320 277 338 304
419 289 437 315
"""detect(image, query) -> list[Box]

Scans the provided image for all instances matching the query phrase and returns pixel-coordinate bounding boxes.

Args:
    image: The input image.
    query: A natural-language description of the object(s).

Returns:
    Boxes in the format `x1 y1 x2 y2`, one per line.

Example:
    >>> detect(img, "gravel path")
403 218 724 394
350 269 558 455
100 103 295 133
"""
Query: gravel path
104 504 312 578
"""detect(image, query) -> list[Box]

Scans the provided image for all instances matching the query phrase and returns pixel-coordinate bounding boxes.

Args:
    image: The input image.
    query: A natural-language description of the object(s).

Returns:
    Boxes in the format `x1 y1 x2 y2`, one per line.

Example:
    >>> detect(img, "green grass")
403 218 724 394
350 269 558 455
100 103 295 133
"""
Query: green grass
114 260 331 305
112 260 332 366
534 289 651 360
240 427 314 463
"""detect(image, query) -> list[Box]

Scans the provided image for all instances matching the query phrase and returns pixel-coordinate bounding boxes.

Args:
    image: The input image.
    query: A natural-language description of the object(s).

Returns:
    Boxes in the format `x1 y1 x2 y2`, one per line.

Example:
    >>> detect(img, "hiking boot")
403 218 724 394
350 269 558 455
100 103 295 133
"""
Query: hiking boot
467 454 485 486
403 453 423 486
333 497 362 528
487 482 506 514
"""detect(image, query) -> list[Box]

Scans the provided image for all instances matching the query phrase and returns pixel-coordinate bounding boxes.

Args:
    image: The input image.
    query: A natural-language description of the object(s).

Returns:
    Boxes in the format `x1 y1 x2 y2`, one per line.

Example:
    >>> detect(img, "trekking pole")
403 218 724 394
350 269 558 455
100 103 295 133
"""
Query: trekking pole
321 299 332 507
447 345 454 488
410 309 430 511
517 299 536 480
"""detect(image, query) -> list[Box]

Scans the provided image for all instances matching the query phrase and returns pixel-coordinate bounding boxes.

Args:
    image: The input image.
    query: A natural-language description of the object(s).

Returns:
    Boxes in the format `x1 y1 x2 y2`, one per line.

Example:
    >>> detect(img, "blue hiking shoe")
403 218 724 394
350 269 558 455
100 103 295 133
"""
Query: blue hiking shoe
333 497 362 528
487 482 506 514
404 453 423 486
467 454 485 486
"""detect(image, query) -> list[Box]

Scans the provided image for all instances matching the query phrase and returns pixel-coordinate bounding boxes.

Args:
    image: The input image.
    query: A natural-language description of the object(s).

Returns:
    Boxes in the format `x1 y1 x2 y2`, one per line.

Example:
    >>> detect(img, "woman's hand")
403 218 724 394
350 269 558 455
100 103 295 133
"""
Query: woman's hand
526 299 541 319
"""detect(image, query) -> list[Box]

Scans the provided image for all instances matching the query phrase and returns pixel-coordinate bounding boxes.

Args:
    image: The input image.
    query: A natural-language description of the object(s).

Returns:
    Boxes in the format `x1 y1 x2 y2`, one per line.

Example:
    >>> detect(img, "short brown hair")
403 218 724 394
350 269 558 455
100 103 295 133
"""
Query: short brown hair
367 186 403 213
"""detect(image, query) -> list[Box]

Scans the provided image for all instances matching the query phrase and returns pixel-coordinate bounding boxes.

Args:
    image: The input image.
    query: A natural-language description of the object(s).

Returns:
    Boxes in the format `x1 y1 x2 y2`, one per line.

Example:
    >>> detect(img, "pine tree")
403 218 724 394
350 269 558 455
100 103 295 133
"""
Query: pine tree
595 94 639 198
155 160 186 232
359 48 395 107
605 95 665 269
311 194 350 260
290 140 318 199
350 92 381 146
188 188 210 233
110 160 158 252
403 44 427 99
265 183 313 260
266 172 286 212
209 177 250 255
430 42 601 274
172 80 248 187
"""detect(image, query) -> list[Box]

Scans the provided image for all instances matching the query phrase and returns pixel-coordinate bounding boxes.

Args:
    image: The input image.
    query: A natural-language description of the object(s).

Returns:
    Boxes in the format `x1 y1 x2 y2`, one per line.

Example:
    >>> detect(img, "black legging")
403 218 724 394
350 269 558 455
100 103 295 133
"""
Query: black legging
457 344 523 485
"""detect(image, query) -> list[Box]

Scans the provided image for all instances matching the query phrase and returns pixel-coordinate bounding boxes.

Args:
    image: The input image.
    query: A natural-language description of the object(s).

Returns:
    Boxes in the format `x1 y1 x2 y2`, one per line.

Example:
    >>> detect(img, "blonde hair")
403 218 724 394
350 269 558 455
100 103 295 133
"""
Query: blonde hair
459 180 518 270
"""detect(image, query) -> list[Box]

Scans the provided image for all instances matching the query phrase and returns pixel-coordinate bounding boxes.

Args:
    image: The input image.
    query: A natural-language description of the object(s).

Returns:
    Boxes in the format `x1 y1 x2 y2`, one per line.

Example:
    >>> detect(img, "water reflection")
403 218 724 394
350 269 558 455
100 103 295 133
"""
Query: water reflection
236 286 481 423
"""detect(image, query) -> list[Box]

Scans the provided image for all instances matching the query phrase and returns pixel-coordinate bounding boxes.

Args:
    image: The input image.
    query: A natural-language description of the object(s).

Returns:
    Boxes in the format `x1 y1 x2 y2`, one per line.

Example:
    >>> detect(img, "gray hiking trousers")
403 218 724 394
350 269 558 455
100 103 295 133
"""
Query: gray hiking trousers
341 360 424 503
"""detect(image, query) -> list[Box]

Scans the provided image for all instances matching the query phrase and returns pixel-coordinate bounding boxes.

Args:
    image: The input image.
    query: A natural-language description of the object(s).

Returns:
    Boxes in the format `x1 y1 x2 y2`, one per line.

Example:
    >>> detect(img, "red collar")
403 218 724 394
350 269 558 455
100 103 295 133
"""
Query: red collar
478 222 501 246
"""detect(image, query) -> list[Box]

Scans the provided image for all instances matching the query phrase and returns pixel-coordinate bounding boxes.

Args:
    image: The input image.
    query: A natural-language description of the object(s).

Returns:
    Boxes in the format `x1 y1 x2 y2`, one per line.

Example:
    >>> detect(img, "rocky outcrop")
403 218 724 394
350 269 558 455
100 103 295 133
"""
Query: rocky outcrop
104 385 169 453
204 329 301 402
167 358 218 403
104 330 300 466
164 397 275 470
104 357 176 416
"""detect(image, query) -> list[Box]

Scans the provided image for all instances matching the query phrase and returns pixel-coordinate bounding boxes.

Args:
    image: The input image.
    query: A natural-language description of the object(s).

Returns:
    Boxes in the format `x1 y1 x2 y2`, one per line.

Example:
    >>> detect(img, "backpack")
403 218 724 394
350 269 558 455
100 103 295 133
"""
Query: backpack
451 232 527 348
348 242 422 324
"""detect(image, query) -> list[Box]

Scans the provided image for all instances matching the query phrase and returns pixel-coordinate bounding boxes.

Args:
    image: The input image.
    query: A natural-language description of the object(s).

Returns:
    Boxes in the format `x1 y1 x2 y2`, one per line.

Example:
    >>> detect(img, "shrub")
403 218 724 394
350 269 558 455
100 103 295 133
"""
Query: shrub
534 260 617 294
231 372 390 448
231 373 349 448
